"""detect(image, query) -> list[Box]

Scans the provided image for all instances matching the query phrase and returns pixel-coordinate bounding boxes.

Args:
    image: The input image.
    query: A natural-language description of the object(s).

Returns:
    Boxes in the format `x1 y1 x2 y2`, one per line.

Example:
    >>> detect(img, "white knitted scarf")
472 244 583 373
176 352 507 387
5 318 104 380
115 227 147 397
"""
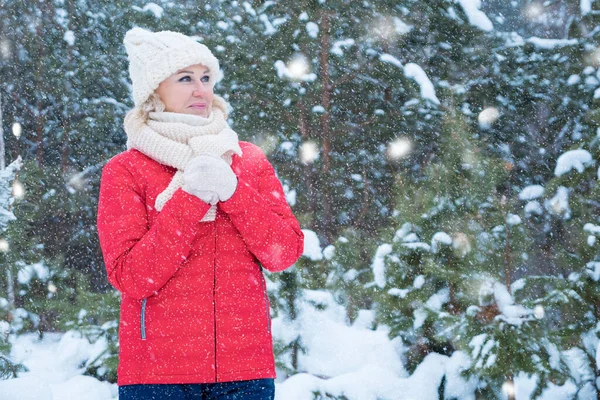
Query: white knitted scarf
123 97 242 221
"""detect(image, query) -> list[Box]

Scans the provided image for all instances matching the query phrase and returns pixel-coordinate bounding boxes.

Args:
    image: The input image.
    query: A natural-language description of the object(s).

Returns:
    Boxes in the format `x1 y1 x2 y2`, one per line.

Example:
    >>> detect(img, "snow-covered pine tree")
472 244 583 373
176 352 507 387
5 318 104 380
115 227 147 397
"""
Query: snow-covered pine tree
516 146 600 397
375 106 573 398
373 1 600 397
463 2 600 396
205 1 435 244
0 157 23 379
0 0 138 380
3 0 599 394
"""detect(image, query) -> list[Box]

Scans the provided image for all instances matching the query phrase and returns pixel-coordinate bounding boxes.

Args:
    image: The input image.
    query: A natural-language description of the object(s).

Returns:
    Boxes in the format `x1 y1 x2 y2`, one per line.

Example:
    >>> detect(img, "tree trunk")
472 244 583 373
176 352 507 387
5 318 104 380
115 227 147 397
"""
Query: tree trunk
297 98 317 232
35 14 44 167
502 197 516 400
0 92 5 170
6 268 14 317
319 10 333 243
506 374 515 400
502 195 512 293
61 0 75 172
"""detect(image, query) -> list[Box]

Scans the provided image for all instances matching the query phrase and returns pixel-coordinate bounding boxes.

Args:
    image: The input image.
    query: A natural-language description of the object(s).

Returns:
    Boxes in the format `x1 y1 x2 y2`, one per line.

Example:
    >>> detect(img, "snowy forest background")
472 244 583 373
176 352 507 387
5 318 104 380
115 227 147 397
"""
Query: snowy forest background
1 0 600 399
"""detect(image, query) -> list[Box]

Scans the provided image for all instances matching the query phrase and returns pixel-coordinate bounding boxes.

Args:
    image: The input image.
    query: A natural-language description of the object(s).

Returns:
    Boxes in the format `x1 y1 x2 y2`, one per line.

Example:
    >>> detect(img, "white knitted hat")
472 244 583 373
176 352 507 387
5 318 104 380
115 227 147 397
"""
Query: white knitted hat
123 27 221 107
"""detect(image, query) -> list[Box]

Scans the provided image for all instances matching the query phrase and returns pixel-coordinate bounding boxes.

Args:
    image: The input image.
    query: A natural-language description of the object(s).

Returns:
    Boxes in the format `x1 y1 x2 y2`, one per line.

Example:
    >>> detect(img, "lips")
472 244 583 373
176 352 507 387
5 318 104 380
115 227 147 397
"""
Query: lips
189 103 207 109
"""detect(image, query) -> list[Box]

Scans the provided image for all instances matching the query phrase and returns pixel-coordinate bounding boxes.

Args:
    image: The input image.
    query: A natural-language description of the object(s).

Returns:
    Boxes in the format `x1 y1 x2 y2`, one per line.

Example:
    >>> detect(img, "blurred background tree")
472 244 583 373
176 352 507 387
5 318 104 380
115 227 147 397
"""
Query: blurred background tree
1 0 600 397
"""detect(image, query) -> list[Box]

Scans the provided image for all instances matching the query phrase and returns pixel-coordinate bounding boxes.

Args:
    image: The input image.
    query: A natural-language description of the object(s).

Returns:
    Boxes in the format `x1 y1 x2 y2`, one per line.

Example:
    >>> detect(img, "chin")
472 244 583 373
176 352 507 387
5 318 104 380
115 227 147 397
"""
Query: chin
186 109 210 117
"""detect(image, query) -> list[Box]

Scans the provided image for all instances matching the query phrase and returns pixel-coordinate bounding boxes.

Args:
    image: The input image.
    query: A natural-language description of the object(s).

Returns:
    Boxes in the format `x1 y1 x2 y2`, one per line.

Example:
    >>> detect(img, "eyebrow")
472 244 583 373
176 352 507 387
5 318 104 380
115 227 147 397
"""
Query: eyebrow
177 69 210 75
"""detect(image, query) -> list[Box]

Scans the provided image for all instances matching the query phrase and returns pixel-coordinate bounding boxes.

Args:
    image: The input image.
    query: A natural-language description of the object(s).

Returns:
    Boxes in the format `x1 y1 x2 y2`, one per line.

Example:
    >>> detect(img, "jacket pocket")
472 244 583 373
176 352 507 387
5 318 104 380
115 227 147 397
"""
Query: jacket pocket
141 298 147 340
260 275 271 333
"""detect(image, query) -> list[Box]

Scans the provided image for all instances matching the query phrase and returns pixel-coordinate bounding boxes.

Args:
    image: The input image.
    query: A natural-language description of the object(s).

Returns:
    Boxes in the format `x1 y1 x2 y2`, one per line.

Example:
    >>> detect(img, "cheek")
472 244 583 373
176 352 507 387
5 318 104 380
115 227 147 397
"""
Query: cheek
206 90 215 110
165 92 188 111
206 88 214 101
161 96 176 112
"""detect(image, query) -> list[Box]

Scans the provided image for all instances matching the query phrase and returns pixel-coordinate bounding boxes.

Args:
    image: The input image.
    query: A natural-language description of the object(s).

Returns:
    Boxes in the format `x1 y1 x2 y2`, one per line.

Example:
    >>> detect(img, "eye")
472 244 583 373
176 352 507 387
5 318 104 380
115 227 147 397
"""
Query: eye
201 75 210 83
178 75 192 82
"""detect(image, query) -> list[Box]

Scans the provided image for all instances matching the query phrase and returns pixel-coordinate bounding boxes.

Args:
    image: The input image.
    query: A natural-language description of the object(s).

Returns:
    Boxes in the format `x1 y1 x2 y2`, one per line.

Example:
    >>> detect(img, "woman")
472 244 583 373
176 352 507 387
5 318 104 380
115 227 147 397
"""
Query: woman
97 27 304 400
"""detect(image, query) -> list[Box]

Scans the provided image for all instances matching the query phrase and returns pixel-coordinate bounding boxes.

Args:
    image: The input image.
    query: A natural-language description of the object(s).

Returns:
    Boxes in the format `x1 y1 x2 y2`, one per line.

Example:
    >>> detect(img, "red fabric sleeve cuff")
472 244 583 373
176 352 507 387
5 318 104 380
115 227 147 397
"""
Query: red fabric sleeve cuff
163 188 213 222
219 179 259 215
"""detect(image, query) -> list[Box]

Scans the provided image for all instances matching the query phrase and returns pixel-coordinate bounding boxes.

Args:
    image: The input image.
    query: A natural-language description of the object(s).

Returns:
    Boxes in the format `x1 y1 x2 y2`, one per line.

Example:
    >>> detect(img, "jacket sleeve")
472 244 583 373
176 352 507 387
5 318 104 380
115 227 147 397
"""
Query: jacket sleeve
97 157 212 299
219 149 304 272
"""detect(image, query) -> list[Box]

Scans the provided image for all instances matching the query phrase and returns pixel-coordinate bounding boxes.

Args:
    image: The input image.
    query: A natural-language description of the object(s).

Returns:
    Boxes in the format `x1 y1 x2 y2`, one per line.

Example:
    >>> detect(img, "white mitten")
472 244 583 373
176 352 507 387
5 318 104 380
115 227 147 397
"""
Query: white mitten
182 154 238 203
190 189 219 205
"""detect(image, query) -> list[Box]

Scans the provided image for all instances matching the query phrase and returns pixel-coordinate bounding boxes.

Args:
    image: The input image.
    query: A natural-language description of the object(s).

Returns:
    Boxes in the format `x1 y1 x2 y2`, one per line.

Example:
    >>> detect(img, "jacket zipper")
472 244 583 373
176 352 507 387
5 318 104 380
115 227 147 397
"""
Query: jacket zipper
212 221 218 382
140 298 147 340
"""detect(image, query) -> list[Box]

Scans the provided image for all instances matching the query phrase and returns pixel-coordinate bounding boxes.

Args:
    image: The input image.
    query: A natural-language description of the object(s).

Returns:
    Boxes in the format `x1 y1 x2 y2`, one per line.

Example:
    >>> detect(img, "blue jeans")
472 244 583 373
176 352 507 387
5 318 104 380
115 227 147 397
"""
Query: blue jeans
118 379 275 400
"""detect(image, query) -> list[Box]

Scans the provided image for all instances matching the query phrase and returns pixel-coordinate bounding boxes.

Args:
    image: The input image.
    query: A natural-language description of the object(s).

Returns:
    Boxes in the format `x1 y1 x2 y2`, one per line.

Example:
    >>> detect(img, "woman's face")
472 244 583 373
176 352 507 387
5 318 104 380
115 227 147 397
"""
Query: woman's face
155 64 214 117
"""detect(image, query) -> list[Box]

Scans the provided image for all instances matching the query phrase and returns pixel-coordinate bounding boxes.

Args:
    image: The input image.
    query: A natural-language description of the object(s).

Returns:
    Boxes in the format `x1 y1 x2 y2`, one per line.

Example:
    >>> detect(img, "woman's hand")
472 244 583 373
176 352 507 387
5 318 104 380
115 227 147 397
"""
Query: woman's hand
182 154 238 204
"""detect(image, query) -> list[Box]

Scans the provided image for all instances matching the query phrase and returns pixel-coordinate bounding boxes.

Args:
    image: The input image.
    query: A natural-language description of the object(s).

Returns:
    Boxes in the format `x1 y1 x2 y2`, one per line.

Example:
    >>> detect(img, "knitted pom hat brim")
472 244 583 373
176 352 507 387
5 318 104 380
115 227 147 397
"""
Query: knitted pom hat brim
124 27 221 107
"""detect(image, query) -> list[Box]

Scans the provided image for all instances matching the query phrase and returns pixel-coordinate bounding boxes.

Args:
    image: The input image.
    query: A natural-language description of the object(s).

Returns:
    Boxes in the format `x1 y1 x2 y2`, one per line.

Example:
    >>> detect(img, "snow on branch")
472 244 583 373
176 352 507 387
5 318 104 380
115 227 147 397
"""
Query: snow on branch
554 149 593 177
372 243 392 288
581 0 592 15
0 157 22 233
457 0 494 32
380 54 440 105
404 63 440 105
302 229 323 261
505 33 579 49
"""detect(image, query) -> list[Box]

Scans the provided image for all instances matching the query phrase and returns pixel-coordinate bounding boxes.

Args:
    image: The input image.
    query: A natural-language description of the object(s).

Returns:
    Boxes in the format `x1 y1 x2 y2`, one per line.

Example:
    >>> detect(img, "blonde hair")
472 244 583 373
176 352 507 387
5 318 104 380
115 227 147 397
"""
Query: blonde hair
141 93 166 114
128 93 229 123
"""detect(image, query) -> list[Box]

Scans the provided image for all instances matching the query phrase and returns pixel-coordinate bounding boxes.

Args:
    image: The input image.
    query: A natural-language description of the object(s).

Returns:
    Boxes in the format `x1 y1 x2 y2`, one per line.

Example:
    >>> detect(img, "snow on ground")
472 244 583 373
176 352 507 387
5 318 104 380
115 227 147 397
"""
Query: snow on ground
0 332 115 400
0 295 583 399
292 292 405 378
276 350 477 400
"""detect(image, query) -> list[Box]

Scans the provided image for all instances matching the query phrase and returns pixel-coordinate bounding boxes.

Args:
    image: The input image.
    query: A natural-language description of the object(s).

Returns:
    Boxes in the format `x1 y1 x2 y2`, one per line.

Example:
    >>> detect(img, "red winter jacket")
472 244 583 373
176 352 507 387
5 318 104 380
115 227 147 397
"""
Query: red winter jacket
97 141 303 385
